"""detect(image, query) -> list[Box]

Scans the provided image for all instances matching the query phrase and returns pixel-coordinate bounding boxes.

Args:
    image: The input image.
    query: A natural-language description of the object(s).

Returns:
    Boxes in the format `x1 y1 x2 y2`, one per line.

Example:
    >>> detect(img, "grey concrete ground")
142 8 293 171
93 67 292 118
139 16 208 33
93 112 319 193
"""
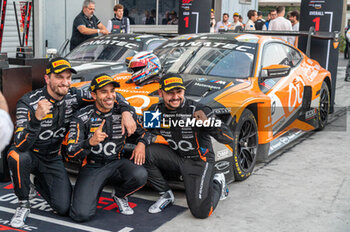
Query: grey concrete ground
145 55 350 232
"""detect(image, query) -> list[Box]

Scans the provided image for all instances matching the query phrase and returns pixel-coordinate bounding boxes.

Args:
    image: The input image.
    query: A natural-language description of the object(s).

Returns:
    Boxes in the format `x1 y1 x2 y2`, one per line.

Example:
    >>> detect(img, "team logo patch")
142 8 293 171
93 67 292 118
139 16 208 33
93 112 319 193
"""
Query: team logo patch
96 76 113 83
42 114 53 120
164 77 183 86
52 60 70 68
143 110 161 128
90 127 99 132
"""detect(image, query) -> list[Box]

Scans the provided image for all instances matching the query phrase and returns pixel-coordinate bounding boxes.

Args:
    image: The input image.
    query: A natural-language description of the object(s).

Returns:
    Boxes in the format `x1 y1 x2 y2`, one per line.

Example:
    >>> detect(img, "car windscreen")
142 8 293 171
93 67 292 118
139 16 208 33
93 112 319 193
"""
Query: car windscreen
66 41 140 62
154 41 256 79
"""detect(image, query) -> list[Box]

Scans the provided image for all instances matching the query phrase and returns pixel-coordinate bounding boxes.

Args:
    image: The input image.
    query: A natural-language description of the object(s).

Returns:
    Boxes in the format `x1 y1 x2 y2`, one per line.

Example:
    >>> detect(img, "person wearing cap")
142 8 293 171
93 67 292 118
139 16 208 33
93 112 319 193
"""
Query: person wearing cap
7 58 136 228
210 9 216 33
143 73 233 218
70 0 109 51
230 12 243 31
67 73 149 222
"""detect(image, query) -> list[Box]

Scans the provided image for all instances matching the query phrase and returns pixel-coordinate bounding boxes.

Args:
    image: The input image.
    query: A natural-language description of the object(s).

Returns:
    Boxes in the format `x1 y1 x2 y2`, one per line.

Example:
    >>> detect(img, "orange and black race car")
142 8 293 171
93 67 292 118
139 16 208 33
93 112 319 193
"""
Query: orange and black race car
71 32 334 183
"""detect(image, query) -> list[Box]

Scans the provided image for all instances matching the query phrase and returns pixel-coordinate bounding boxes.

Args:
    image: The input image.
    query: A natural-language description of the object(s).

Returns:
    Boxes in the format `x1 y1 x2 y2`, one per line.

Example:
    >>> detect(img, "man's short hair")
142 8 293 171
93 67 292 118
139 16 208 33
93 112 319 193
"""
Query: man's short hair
114 4 124 11
269 9 277 14
223 13 229 17
83 0 95 8
247 10 256 19
257 11 262 17
276 6 285 14
289 10 299 21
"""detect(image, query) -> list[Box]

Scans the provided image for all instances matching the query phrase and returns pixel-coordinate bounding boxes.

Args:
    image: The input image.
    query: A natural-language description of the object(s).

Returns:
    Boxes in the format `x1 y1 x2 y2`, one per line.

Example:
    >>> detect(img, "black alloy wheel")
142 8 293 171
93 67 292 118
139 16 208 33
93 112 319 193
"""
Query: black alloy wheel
317 81 330 130
232 108 258 181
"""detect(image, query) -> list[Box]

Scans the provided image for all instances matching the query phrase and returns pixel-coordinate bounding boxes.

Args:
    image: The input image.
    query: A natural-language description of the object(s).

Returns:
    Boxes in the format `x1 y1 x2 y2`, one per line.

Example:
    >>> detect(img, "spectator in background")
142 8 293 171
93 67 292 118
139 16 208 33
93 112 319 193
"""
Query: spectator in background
0 91 13 153
255 11 265 30
230 12 243 31
245 10 258 31
124 8 135 25
345 21 350 59
210 9 216 33
269 6 293 44
239 15 244 28
168 10 178 25
70 0 109 51
288 10 300 31
215 13 231 32
162 11 170 25
288 10 300 46
107 4 130 34
144 10 155 24
265 9 277 30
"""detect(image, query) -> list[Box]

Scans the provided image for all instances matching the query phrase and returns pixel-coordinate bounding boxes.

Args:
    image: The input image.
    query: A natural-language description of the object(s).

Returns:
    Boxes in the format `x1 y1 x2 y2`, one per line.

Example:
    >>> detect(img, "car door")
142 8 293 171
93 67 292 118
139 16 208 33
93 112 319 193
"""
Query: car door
260 42 305 136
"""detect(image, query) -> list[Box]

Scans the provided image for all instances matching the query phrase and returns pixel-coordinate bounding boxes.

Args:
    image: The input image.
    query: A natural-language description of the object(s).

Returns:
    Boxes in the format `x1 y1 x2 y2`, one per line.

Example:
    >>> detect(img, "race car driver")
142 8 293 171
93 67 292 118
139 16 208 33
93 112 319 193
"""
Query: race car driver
144 73 234 218
7 57 136 228
67 74 149 222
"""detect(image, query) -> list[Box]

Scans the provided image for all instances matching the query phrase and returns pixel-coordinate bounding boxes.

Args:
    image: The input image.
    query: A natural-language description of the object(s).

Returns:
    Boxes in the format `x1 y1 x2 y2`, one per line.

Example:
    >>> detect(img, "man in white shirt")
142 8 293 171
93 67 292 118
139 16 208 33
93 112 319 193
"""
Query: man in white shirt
0 91 13 153
268 6 293 44
288 10 300 46
215 13 231 32
230 12 243 31
245 10 258 31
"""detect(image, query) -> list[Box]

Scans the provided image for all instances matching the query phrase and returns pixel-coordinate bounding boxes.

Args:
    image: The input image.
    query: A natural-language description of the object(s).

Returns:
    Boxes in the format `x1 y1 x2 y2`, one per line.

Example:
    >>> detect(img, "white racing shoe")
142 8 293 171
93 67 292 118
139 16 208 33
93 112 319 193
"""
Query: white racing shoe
10 200 30 228
148 190 175 214
112 190 134 215
214 173 229 200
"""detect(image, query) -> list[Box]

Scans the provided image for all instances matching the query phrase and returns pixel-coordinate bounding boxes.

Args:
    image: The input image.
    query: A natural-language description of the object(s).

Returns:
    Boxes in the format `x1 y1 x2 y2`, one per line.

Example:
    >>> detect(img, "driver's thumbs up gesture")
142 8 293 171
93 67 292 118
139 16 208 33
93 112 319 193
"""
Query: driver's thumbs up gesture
89 119 108 146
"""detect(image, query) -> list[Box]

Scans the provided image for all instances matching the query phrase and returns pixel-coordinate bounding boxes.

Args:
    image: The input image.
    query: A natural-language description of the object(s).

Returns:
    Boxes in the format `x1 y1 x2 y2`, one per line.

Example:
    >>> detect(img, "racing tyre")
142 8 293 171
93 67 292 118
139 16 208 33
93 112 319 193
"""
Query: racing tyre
232 108 258 181
316 81 330 130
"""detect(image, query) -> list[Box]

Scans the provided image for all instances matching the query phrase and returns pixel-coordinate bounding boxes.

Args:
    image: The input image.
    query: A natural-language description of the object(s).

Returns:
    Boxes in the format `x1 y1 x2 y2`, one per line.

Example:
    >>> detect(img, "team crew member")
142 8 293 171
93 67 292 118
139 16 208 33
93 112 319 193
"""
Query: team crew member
107 4 130 34
7 58 136 228
144 73 233 219
229 12 243 31
245 10 258 30
68 74 148 222
70 0 109 51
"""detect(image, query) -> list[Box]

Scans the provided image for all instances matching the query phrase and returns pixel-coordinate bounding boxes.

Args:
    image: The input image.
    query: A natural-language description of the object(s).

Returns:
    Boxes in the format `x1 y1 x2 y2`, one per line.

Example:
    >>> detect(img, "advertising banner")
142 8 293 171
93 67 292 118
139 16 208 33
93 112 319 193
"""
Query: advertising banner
178 0 211 34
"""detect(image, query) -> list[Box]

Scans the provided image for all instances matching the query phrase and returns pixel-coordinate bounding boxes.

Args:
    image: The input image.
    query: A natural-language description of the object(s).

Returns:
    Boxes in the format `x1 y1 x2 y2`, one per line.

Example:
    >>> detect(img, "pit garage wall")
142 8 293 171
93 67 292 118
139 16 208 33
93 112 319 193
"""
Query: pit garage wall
33 0 114 57
2 0 33 58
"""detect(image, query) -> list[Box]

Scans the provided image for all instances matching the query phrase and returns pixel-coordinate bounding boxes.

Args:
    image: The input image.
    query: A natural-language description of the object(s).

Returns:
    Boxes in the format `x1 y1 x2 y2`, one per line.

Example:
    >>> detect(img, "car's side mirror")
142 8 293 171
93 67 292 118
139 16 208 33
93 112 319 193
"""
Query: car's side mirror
260 64 291 79
125 56 133 66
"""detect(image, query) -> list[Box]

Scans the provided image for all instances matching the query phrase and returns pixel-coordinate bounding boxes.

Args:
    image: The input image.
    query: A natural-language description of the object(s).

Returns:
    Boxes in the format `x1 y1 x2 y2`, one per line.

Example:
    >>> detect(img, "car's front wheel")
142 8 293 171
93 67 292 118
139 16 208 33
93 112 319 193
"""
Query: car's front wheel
232 108 258 181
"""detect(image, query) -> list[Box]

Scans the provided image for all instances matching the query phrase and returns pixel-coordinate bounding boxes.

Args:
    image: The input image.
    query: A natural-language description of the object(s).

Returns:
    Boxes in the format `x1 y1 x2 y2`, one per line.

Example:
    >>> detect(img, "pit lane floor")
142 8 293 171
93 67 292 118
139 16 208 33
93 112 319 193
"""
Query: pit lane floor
145 55 350 232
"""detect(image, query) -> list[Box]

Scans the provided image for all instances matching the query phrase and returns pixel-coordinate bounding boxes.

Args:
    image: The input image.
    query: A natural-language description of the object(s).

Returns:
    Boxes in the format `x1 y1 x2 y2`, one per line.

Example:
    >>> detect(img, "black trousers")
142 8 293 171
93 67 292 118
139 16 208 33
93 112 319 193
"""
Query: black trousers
70 159 148 222
144 144 221 219
7 149 72 215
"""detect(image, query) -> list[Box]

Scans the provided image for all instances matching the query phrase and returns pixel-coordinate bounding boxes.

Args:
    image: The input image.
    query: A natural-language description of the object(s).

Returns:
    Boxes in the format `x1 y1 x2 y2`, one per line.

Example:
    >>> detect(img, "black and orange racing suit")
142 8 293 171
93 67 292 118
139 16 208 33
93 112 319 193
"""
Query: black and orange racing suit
144 98 233 218
67 104 149 222
7 86 131 215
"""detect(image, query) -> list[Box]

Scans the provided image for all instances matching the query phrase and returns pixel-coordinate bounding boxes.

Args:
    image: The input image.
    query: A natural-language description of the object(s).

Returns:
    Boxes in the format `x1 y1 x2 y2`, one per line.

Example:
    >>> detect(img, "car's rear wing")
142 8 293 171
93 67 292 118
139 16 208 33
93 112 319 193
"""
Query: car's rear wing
220 27 340 57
